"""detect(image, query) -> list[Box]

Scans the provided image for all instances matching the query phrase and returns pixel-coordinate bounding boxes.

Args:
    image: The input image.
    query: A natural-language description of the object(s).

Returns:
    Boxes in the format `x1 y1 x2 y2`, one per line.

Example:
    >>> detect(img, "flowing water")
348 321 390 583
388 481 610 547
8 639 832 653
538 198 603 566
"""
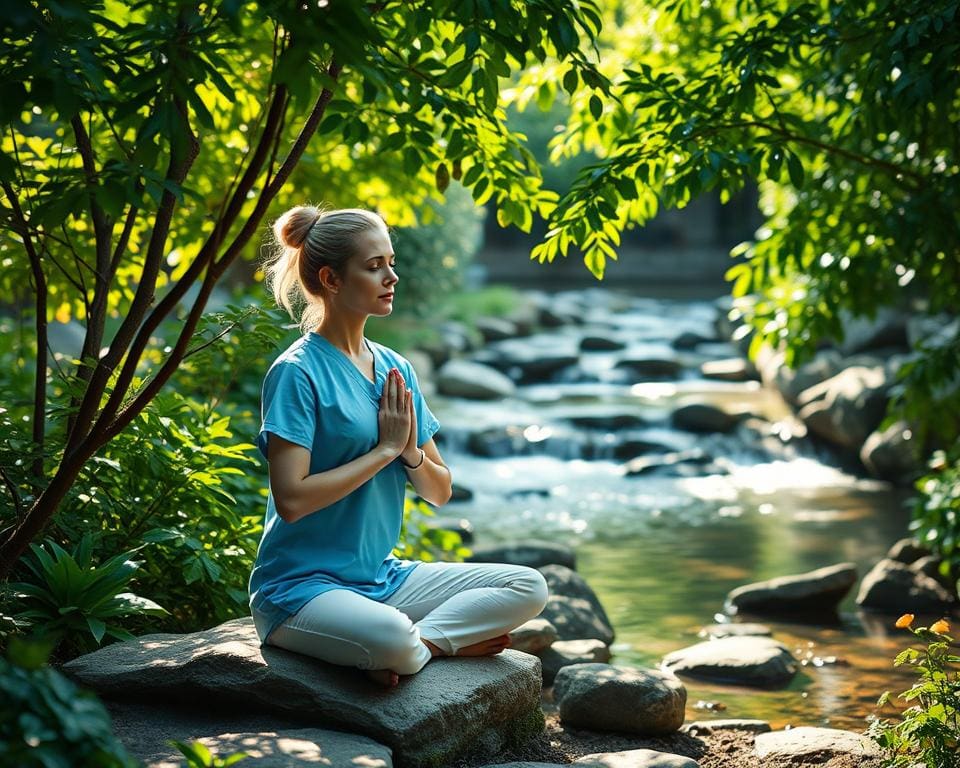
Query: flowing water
429 289 918 732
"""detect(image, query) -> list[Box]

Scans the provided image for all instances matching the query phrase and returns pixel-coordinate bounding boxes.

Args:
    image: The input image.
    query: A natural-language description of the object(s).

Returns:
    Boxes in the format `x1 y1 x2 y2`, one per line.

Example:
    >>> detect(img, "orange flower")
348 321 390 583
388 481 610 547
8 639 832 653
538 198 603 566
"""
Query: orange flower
895 614 915 629
930 619 951 635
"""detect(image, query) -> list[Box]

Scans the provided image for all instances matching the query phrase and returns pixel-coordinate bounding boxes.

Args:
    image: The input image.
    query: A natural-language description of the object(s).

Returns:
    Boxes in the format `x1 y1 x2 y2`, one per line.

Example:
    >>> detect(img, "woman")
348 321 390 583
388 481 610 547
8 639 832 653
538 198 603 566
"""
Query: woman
248 205 549 687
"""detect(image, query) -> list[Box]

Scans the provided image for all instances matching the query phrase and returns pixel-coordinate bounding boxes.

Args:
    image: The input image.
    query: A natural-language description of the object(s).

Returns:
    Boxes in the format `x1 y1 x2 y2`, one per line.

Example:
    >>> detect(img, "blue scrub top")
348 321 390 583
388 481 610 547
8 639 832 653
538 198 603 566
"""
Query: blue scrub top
248 332 440 644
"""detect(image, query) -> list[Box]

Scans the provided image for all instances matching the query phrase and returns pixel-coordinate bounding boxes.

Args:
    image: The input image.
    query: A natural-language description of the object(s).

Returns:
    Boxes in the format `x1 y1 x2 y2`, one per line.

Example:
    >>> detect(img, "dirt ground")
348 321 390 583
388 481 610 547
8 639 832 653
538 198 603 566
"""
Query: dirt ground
449 712 885 768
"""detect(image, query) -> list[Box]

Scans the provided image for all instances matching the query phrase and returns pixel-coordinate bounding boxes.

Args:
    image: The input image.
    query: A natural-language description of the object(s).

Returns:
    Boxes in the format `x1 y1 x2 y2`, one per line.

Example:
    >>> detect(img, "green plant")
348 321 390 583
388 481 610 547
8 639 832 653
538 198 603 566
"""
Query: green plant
871 615 960 768
0 634 137 767
170 740 247 768
6 533 167 660
393 497 471 564
911 449 960 582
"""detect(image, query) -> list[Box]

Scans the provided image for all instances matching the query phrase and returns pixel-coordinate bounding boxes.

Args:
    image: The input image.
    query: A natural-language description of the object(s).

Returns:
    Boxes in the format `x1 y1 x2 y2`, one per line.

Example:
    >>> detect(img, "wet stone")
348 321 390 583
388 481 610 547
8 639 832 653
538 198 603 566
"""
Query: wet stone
661 636 798 688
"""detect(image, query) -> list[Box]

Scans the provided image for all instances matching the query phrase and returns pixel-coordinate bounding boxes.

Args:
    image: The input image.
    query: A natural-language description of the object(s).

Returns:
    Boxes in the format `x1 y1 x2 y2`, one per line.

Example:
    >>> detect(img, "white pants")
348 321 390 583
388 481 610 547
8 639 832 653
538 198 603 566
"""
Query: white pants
262 561 549 676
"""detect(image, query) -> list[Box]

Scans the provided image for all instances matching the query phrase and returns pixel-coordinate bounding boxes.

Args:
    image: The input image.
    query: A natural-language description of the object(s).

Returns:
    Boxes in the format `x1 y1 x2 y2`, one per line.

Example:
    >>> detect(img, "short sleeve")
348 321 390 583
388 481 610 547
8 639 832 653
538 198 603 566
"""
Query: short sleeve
258 361 318 459
401 359 440 447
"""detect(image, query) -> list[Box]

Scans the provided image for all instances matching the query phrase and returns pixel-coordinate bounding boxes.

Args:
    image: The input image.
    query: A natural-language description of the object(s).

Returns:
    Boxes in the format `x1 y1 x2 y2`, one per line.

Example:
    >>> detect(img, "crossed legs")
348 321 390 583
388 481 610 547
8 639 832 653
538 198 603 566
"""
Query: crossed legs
264 562 549 686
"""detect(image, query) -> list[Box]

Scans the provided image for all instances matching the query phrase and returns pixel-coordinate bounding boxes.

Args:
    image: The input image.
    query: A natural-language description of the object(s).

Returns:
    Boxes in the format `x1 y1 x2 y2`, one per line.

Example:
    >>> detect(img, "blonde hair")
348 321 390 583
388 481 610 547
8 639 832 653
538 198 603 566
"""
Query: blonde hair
265 205 386 331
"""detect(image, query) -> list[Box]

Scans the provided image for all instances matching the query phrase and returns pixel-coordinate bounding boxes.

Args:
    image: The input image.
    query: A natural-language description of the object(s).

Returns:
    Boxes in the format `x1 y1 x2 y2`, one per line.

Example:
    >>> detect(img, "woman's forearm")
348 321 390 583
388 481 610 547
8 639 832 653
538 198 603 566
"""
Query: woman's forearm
279 444 397 523
402 450 453 506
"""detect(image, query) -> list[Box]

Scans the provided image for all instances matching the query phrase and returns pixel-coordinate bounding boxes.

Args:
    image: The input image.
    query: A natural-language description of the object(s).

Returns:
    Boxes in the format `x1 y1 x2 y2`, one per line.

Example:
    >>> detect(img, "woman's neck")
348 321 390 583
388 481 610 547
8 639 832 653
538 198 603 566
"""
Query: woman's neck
315 316 368 357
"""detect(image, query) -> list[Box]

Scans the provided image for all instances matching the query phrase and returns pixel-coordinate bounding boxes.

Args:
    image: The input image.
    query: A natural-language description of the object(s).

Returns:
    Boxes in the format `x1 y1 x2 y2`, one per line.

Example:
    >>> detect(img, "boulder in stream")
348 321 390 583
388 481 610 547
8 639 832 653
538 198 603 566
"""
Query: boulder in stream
615 357 684 380
697 623 772 640
580 335 626 351
860 420 923 483
724 562 858 618
436 359 516 399
661 636 798 688
539 639 612 685
887 537 929 564
475 316 520 343
62 618 543 768
553 663 687 736
467 540 577 570
670 404 740 434
856 558 956 613
539 564 613 629
796 365 892 450
538 594 615 644
700 357 759 382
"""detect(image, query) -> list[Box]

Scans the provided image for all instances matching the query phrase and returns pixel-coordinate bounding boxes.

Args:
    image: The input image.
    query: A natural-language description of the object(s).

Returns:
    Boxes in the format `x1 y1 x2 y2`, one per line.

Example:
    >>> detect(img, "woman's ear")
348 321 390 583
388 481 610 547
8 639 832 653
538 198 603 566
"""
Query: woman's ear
318 265 340 294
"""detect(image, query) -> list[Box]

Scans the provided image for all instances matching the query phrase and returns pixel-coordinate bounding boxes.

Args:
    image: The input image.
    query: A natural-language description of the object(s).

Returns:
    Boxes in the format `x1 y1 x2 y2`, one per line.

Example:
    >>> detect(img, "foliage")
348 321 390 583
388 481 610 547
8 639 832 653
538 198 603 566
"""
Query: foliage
870 616 960 768
0 0 605 576
169 740 247 768
511 0 959 443
4 533 167 660
387 183 486 318
0 634 137 768
910 449 960 583
393 497 471 564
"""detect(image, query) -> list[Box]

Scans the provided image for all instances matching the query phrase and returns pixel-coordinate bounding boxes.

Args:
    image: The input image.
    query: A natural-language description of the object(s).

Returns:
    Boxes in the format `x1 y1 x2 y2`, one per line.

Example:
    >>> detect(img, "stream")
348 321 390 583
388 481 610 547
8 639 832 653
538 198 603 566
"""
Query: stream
428 288 916 732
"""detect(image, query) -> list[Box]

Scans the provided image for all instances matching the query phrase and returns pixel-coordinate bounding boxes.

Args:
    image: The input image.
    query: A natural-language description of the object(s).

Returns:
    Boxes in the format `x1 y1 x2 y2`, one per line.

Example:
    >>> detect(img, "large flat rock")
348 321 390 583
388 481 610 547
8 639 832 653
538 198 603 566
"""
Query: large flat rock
62 618 544 768
574 749 700 767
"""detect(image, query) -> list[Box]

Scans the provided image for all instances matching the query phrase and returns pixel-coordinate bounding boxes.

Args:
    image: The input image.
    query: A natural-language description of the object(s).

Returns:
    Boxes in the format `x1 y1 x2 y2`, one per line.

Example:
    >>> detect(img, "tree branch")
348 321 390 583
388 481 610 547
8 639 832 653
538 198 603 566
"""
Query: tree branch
64 95 200 458
2 179 47 490
97 63 343 448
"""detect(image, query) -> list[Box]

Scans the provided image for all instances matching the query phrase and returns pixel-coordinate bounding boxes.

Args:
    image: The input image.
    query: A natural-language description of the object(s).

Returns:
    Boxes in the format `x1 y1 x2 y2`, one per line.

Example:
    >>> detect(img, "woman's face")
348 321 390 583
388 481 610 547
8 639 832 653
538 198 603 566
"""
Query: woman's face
329 223 398 317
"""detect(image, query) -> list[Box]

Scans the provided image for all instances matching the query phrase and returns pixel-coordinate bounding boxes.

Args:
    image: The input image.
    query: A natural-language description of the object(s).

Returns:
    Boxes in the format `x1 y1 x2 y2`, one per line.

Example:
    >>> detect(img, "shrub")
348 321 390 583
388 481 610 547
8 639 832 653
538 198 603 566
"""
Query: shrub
911 448 960 584
870 615 960 768
5 534 166 661
0 635 137 768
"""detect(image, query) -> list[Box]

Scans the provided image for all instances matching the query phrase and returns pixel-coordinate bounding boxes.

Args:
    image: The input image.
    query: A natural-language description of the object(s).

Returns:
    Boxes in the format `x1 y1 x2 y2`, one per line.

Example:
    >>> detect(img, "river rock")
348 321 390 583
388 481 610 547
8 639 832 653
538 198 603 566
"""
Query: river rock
539 639 612 685
62 618 543 768
697 623 772 640
554 664 687 735
836 308 909 355
796 365 891 450
565 412 647 430
538 565 613 630
624 449 717 478
467 540 577 570
472 348 580 384
672 331 711 350
509 618 559 654
436 359 516 399
661 637 798 688
860 421 922 483
574 749 700 767
581 335 626 351
615 358 683 380
538 594 615 644
683 719 771 735
670 404 740 433
450 483 474 502
475 316 519 343
754 727 882 761
769 349 845 405
104 700 394 768
724 562 858 617
539 304 581 328
887 537 929 564
700 358 758 382
856 558 956 613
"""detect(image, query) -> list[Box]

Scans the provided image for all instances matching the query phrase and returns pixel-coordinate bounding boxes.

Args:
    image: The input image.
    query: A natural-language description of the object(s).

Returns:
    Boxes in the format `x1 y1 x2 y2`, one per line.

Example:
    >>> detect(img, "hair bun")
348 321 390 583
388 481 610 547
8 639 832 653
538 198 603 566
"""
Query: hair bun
274 205 321 250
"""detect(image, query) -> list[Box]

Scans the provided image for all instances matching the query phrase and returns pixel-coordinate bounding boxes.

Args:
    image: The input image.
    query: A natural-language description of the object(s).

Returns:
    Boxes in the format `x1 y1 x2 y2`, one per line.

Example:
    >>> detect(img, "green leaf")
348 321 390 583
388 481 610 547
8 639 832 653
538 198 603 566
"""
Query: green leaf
589 94 603 120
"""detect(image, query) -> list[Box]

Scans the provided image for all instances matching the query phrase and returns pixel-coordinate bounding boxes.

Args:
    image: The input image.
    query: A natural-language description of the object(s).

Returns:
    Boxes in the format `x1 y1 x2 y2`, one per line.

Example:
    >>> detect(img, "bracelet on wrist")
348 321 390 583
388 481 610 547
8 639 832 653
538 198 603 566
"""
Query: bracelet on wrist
401 448 425 469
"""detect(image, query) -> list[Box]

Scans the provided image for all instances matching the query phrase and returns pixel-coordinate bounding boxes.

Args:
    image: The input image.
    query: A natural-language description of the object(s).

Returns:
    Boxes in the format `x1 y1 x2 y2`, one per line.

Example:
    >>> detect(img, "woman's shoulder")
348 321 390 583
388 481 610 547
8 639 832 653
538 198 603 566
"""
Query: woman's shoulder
266 334 330 378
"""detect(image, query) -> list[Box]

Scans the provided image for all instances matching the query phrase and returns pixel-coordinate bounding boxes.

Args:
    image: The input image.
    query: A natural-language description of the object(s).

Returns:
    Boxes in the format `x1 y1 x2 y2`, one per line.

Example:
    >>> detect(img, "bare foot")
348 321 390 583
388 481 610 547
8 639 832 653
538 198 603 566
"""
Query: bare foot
454 634 512 657
365 669 400 687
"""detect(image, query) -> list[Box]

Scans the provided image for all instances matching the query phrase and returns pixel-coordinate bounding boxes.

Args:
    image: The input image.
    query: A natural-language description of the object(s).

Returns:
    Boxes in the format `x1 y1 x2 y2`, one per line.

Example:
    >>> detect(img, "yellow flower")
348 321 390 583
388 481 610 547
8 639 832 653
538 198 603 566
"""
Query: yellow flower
930 619 951 635
895 613 915 629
